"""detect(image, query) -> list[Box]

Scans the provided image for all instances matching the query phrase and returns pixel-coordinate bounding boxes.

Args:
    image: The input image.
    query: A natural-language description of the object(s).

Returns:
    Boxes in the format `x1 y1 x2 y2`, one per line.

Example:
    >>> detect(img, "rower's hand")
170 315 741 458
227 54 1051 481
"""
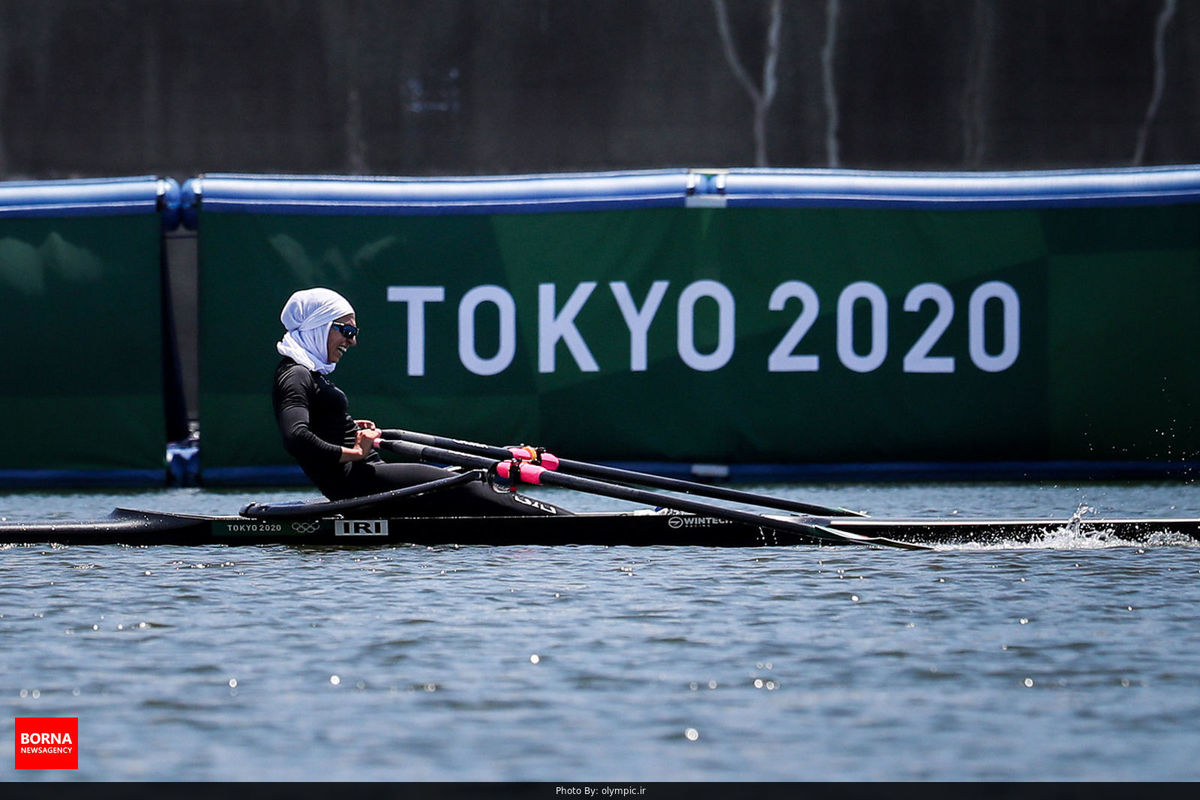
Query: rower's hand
354 419 377 431
341 426 382 462
354 426 381 454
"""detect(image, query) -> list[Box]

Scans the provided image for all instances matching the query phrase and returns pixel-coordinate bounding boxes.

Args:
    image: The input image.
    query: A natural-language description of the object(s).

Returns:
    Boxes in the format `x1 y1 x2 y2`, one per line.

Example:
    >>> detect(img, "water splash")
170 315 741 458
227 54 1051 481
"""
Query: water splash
937 528 1177 552
1067 502 1097 534
937 503 1198 551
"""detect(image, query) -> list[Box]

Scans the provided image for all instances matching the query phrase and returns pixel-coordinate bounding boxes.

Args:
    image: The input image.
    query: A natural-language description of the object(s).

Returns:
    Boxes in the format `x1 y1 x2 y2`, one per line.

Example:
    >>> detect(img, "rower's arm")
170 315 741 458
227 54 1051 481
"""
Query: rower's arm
273 370 344 464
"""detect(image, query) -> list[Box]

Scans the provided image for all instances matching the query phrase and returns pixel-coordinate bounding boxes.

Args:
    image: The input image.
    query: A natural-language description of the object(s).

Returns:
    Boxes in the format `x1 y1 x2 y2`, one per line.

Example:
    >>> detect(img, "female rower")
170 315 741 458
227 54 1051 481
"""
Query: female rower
272 287 569 516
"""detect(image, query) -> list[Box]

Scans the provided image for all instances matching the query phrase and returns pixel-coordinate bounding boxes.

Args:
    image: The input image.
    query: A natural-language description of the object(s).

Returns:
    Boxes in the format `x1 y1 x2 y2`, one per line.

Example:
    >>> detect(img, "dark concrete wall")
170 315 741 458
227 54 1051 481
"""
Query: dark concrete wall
2 0 1198 181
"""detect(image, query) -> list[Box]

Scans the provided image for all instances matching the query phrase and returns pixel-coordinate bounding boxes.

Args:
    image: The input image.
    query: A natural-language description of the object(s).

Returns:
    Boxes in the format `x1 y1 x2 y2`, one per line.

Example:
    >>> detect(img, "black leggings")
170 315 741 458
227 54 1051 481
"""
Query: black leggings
339 461 571 517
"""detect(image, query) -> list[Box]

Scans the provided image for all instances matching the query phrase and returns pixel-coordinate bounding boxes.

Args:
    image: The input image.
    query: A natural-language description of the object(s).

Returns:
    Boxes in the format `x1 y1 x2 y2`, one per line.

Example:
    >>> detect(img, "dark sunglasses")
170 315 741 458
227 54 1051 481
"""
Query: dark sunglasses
331 322 359 339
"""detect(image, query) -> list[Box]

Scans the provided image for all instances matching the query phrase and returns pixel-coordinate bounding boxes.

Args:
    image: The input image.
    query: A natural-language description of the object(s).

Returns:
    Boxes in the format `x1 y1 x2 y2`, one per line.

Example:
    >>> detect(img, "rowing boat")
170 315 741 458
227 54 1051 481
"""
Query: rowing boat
6 431 1196 549
2 506 1198 548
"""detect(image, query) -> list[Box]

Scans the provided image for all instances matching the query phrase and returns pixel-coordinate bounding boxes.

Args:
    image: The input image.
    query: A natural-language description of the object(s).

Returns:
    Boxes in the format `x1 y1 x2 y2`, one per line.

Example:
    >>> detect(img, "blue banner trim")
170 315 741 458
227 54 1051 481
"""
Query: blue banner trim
0 176 181 226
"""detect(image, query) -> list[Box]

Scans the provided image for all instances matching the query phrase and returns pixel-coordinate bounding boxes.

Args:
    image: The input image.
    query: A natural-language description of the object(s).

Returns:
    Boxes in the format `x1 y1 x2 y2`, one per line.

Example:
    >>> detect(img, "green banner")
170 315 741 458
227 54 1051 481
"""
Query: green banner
197 203 1200 473
1 214 165 474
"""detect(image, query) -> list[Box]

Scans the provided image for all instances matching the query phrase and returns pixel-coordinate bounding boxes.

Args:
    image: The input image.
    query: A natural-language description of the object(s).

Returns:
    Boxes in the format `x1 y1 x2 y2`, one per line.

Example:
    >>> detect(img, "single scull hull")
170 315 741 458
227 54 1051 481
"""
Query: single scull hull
1 508 1198 548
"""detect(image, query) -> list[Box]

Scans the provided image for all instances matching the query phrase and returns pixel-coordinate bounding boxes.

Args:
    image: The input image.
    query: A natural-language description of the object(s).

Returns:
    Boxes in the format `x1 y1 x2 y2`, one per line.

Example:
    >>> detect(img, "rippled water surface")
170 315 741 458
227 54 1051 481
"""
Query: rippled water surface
4 481 1200 781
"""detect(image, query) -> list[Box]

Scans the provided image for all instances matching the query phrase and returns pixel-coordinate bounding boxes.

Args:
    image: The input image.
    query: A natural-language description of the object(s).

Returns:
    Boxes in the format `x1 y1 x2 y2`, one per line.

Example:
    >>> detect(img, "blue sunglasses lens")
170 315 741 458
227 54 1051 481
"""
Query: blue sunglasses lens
333 323 358 338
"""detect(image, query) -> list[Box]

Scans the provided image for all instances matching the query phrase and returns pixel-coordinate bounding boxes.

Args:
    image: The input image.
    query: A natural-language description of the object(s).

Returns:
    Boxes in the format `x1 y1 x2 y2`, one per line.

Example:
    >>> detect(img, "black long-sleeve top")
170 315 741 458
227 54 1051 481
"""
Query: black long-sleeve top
272 357 381 497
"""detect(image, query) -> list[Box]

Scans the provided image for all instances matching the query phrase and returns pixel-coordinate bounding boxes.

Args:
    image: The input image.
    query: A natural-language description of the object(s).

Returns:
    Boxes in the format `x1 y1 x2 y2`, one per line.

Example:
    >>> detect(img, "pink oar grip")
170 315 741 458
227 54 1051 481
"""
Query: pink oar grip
496 461 546 485
506 446 559 470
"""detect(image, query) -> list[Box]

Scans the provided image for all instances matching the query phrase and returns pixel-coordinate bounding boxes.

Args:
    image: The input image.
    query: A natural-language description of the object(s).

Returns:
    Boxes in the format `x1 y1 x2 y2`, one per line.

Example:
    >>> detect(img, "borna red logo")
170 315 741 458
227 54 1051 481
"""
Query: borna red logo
14 717 78 770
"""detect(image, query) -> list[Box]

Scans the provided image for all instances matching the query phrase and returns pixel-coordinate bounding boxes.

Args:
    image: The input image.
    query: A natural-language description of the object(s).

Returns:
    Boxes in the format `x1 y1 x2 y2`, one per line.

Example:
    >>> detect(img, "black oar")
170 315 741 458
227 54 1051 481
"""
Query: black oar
379 428 865 518
376 438 928 551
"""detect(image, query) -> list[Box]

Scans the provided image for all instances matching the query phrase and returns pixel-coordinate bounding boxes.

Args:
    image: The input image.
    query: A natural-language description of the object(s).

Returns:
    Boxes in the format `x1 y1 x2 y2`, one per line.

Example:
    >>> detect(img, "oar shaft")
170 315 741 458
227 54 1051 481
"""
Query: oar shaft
382 429 501 458
558 460 862 517
241 470 485 519
380 428 864 518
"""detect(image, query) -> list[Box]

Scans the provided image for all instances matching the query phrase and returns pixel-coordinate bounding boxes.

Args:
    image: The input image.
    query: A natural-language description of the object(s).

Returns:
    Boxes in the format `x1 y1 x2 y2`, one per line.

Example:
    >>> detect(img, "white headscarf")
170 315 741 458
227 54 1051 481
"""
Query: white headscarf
276 288 355 374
